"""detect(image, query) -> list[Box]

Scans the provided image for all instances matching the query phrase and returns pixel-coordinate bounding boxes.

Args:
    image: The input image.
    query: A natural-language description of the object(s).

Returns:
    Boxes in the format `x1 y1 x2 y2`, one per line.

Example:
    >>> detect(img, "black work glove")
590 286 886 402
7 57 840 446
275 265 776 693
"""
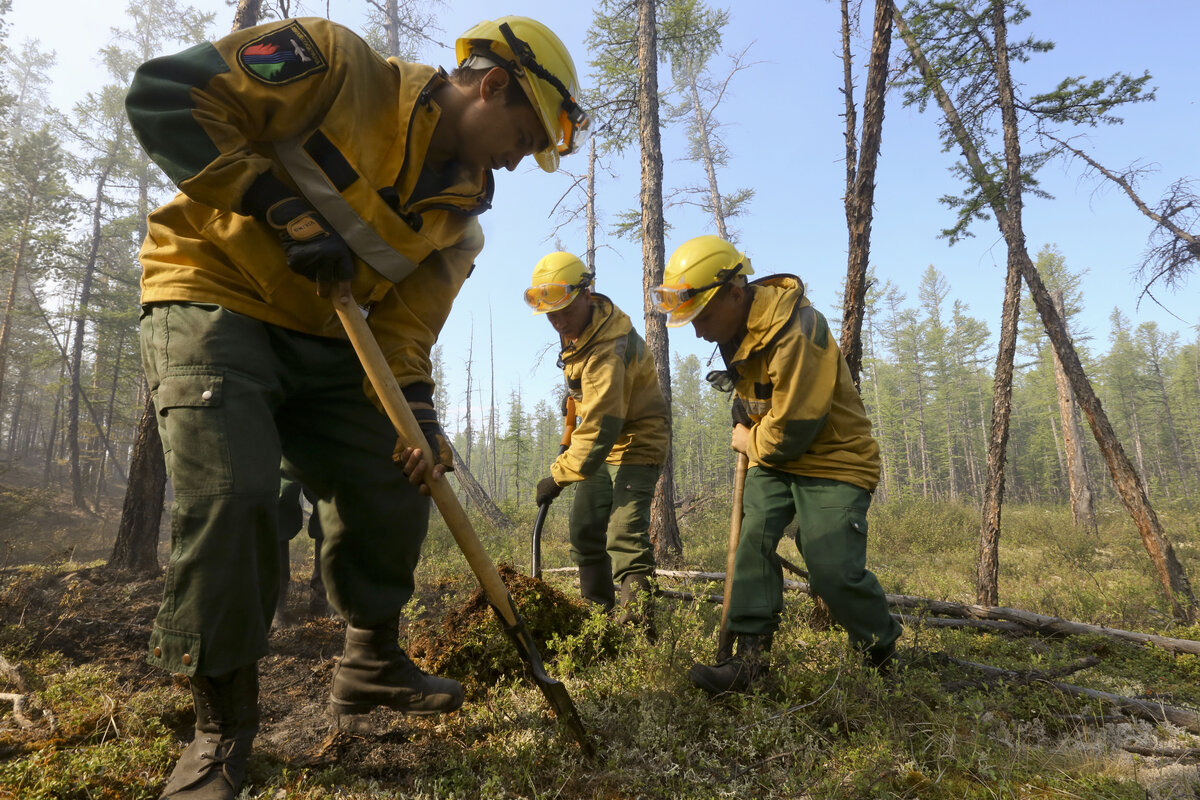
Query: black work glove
393 383 454 472
731 396 753 429
244 170 354 284
265 196 355 283
536 475 563 506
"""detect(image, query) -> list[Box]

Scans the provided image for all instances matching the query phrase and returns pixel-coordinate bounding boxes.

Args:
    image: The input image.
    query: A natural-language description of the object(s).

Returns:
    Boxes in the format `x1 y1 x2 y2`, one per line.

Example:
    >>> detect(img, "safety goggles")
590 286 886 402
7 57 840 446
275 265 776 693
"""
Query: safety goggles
524 274 593 314
498 23 591 157
650 261 747 325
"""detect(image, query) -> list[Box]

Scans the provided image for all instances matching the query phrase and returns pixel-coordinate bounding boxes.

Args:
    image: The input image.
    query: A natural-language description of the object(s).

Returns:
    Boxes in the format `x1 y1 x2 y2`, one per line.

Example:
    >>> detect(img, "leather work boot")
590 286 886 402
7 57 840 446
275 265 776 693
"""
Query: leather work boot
614 574 657 641
328 619 464 717
688 633 772 695
577 562 616 611
160 664 259 800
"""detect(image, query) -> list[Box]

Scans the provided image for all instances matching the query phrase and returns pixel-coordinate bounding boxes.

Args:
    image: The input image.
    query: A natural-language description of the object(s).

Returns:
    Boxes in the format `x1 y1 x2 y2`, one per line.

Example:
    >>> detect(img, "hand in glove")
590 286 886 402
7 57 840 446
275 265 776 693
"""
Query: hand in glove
243 170 354 296
731 395 753 429
392 383 453 495
265 196 355 287
536 475 564 506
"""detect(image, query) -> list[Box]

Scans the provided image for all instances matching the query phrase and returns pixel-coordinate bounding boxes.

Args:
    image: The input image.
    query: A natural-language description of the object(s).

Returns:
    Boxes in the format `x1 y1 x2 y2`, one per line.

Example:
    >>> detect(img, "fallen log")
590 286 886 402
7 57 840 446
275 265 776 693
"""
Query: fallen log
895 613 1027 635
941 656 1200 735
938 655 1100 692
884 595 1200 656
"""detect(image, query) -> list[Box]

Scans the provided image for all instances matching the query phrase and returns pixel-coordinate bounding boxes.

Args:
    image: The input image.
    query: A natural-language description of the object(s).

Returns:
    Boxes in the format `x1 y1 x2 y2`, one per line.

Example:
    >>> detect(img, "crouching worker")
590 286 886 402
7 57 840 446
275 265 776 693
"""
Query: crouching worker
651 235 901 694
125 14 587 799
525 252 669 634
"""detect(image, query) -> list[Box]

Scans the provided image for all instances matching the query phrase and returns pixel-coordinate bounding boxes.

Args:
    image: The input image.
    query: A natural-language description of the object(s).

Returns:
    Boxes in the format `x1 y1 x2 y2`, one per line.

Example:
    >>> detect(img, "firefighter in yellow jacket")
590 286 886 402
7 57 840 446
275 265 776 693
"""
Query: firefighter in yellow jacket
525 253 669 629
125 16 587 799
652 235 901 694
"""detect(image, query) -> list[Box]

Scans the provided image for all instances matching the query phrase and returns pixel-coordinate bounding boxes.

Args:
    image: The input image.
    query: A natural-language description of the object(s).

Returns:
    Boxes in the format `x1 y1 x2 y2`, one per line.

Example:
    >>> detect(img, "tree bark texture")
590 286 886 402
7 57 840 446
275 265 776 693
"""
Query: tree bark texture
229 0 261 32
977 254 1019 607
1051 291 1097 532
636 0 682 560
839 0 893 387
894 6 1197 622
109 394 165 574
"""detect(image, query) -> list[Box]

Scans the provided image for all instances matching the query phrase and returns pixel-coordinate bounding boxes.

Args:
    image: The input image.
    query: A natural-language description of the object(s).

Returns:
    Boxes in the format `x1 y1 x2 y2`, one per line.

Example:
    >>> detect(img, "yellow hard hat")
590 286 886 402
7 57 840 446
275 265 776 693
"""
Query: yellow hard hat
652 235 753 327
524 251 593 314
456 16 589 173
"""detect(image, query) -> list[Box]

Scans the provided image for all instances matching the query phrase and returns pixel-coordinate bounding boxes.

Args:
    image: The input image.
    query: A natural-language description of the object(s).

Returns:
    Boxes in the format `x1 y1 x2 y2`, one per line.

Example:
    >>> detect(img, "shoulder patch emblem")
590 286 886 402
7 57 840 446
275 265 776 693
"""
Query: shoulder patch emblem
238 21 327 84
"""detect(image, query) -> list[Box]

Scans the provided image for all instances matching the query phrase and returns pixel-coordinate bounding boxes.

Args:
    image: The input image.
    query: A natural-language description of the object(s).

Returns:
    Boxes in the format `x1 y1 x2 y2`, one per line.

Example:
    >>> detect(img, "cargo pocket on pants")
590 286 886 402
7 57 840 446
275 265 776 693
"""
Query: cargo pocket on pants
154 372 232 495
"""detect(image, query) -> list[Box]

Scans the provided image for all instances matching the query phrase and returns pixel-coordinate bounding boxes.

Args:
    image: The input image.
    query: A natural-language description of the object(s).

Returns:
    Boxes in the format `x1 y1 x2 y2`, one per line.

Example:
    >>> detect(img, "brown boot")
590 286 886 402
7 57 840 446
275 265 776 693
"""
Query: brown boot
160 664 259 800
577 562 616 611
614 574 656 641
688 633 772 695
329 619 464 717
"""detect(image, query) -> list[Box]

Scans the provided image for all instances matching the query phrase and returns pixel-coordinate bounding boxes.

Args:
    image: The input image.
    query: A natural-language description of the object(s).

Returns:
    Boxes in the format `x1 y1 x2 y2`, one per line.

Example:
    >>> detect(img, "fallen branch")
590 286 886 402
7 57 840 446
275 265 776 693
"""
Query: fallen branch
546 567 1200 656
1121 744 1200 760
895 613 1028 635
938 654 1100 692
885 595 1200 656
940 655 1200 735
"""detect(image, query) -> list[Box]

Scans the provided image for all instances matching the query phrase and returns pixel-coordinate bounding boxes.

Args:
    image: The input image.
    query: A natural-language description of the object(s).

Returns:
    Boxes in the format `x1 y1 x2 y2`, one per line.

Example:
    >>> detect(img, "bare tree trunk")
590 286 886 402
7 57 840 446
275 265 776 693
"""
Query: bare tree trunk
109 392 166 574
636 0 681 560
1051 291 1097 532
229 0 261 33
978 252 1021 606
1144 332 1190 499
68 166 112 510
839 0 893 387
896 5 1197 621
449 442 512 531
585 139 597 270
0 197 37 416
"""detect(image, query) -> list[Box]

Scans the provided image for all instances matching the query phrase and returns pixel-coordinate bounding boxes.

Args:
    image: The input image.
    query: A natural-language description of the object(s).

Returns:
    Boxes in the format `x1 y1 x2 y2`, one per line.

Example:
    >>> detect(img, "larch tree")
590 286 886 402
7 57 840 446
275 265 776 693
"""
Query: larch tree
660 0 754 241
587 0 686 559
894 0 1196 620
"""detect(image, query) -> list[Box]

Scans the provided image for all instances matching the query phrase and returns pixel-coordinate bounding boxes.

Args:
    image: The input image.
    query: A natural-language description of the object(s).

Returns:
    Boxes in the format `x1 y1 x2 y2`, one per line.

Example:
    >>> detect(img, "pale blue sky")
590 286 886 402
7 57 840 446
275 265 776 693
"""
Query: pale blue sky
10 0 1199 434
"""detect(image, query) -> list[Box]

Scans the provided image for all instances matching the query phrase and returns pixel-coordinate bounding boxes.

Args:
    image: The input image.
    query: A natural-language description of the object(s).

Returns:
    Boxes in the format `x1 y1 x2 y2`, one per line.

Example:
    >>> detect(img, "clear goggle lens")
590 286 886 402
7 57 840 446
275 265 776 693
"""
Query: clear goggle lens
558 103 590 155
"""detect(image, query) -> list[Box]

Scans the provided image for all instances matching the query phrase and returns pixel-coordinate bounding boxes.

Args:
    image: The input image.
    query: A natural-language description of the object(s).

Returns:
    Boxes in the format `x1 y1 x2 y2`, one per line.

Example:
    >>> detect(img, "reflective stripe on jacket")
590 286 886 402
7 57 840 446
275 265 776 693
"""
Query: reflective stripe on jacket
726 275 880 491
551 296 669 485
126 18 491 388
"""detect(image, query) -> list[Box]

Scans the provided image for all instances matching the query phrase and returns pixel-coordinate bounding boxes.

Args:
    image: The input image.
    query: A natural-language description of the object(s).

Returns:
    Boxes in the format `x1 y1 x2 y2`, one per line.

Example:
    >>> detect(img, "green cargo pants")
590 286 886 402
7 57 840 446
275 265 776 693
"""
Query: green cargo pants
568 463 660 583
728 468 900 657
140 302 429 677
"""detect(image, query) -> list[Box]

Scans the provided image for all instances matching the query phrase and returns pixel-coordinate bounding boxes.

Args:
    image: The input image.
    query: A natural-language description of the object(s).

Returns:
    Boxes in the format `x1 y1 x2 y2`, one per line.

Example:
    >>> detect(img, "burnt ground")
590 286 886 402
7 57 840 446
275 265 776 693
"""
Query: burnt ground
0 477 609 792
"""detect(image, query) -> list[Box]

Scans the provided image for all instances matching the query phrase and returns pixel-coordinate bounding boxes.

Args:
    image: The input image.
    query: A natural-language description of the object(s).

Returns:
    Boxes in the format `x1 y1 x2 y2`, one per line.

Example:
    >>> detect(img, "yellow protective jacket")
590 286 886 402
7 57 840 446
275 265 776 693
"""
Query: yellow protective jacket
551 296 669 485
126 18 492 389
724 275 880 491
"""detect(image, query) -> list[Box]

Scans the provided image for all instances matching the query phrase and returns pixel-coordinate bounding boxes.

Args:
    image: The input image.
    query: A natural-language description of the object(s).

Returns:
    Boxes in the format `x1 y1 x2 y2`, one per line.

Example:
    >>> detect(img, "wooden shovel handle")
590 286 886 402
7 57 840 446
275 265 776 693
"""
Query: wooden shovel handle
332 296 515 626
717 451 749 660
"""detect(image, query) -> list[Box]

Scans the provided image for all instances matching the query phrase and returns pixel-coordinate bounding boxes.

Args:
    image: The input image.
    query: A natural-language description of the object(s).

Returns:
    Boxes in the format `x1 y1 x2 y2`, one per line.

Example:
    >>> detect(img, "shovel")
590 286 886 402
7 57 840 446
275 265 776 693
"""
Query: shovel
333 295 594 756
716 451 748 661
532 396 577 580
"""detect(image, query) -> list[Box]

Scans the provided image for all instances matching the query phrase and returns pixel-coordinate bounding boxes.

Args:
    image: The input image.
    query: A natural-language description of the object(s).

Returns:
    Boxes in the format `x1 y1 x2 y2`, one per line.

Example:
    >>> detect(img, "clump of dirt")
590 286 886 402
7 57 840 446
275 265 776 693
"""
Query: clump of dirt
406 564 616 695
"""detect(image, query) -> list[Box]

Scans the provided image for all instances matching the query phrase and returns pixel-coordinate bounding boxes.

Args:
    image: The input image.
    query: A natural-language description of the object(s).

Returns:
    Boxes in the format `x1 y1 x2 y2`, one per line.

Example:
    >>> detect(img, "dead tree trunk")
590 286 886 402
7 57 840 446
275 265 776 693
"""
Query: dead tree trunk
109 392 166 574
978 252 1021 606
839 0 893 387
449 441 512 531
229 0 261 33
1051 291 1097 533
636 0 682 561
895 6 1197 621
